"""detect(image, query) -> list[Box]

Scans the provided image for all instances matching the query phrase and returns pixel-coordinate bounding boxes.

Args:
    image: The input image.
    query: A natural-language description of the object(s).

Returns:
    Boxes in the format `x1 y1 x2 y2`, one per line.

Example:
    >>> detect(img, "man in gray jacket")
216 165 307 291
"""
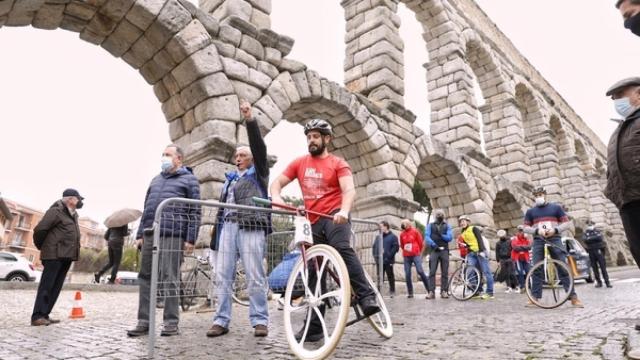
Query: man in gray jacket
31 189 84 326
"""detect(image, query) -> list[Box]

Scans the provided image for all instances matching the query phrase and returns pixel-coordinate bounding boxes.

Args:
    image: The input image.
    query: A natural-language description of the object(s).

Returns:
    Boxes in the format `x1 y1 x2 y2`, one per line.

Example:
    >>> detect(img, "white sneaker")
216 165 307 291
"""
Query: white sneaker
505 288 512 294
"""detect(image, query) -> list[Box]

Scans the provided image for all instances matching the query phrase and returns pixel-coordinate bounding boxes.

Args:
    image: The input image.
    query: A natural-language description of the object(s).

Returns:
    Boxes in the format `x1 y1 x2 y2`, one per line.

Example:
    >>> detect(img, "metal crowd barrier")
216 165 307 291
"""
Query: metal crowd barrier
147 198 382 357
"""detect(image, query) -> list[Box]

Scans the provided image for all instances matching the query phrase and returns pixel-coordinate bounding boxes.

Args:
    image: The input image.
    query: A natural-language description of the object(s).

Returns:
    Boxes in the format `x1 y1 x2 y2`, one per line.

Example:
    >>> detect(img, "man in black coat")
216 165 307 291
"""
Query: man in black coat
372 221 399 297
31 189 84 326
582 221 611 288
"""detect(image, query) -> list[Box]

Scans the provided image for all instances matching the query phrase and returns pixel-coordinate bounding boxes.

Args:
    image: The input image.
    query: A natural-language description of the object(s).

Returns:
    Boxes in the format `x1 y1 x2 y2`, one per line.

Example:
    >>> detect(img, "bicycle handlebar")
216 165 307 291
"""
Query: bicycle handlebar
252 197 334 219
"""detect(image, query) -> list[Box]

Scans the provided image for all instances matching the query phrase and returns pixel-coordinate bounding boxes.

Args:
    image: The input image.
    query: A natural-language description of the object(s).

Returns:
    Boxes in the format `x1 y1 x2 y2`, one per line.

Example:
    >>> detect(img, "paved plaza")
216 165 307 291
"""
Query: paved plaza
1 267 639 359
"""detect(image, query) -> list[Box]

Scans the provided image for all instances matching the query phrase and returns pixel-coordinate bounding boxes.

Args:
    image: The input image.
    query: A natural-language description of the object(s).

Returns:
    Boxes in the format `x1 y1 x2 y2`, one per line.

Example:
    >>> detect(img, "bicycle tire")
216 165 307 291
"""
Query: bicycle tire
180 268 198 311
283 244 350 360
525 258 574 309
363 271 393 338
448 265 481 301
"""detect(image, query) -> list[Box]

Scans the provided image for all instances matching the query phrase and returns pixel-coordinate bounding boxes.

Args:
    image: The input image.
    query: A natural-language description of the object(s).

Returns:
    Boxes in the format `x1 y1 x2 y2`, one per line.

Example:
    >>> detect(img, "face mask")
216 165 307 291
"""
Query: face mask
76 200 84 209
535 197 545 206
625 12 640 37
587 226 595 231
614 97 638 118
401 224 406 230
436 216 444 222
161 156 173 171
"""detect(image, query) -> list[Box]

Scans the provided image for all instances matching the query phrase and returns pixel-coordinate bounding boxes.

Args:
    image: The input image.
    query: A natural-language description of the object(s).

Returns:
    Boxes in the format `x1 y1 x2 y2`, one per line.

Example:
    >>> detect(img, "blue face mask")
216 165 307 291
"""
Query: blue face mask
161 156 173 172
614 97 637 118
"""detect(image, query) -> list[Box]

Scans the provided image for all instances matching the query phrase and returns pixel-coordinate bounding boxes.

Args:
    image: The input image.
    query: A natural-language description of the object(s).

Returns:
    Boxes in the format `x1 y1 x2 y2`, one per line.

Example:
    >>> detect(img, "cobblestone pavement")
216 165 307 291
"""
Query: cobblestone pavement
1 268 639 360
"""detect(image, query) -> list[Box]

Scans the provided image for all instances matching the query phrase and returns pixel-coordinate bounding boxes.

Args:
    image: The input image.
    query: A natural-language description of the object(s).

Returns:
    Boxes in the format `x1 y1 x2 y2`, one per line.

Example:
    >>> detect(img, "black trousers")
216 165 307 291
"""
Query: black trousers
97 244 123 282
310 217 374 300
428 250 449 293
588 248 610 284
620 201 640 269
32 259 72 321
376 261 396 293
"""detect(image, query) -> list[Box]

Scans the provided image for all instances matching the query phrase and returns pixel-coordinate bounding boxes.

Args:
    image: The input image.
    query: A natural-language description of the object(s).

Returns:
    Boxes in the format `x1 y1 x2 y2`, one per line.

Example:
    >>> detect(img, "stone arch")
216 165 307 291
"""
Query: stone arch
491 176 529 232
413 136 488 226
550 115 571 159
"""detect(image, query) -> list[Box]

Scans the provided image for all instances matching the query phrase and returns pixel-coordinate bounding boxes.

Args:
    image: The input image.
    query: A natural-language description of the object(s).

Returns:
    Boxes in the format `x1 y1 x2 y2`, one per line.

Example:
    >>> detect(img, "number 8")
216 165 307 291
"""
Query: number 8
303 224 311 236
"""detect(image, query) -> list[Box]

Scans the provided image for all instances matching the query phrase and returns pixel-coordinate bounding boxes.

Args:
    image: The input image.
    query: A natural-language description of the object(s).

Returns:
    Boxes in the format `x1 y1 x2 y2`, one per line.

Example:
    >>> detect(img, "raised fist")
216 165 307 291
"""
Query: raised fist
240 99 252 120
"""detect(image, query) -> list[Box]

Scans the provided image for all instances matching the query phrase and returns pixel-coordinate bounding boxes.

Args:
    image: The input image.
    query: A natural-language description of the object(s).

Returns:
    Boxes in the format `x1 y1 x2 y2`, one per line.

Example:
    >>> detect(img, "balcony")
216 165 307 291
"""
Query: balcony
15 222 31 231
9 241 26 252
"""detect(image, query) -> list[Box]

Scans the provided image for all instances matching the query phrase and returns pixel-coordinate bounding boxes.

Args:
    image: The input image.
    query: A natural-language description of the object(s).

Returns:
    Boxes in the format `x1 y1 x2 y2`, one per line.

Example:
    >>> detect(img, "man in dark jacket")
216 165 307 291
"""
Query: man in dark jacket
605 78 640 274
495 230 517 293
372 221 399 297
127 144 201 338
582 221 611 288
31 188 84 326
616 0 640 36
425 210 453 299
207 100 270 338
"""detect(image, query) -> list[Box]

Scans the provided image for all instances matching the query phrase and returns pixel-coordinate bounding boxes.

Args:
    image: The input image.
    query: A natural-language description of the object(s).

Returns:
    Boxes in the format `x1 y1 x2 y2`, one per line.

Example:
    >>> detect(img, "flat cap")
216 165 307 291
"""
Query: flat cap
606 77 640 96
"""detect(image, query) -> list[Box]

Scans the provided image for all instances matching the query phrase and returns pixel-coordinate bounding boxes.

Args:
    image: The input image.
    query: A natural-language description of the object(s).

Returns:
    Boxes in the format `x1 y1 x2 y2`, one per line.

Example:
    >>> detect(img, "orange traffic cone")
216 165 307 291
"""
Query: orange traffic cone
69 291 85 319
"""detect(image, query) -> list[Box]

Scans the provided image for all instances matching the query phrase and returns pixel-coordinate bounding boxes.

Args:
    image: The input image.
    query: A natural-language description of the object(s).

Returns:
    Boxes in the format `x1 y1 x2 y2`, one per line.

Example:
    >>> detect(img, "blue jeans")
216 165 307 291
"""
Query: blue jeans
530 237 575 299
214 222 268 328
514 259 530 290
466 252 494 295
403 256 430 295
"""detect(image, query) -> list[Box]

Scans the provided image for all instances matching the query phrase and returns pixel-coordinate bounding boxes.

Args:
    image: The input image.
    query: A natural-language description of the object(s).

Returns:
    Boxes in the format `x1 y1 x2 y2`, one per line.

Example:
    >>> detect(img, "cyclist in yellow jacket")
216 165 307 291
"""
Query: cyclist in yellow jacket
458 215 494 299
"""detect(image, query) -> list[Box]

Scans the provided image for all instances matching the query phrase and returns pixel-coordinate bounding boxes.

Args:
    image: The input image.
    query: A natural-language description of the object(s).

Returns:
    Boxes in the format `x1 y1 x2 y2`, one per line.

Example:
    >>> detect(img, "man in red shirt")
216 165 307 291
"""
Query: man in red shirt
271 119 379 342
399 219 431 298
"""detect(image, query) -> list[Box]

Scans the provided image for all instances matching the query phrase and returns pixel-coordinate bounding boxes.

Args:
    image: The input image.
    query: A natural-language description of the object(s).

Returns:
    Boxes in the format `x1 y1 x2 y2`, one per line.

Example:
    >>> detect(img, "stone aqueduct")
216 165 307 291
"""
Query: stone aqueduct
1 0 632 264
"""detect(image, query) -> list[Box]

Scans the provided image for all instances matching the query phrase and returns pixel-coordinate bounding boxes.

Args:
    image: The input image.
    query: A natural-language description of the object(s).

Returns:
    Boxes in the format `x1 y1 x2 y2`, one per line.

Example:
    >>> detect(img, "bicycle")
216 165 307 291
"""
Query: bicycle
447 253 482 301
180 255 249 311
524 239 575 309
254 197 392 360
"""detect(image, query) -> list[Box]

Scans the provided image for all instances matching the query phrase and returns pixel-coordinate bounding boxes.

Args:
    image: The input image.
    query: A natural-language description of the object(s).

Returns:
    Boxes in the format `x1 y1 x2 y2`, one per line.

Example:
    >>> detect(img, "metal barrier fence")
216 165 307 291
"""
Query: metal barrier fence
147 198 382 357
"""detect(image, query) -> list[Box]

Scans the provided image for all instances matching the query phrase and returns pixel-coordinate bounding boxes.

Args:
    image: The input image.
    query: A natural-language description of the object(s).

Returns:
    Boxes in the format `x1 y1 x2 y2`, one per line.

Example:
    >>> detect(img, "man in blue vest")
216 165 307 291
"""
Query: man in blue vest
207 99 270 338
425 210 453 299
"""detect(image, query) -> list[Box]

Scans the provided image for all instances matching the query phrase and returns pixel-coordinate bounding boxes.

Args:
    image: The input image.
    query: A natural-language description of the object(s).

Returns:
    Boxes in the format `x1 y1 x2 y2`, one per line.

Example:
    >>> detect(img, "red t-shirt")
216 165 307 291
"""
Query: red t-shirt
282 154 351 223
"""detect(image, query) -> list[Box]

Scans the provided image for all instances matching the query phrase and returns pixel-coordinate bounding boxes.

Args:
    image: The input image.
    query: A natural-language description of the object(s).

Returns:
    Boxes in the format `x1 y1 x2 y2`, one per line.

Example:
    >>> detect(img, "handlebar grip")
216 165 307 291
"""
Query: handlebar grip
252 197 271 206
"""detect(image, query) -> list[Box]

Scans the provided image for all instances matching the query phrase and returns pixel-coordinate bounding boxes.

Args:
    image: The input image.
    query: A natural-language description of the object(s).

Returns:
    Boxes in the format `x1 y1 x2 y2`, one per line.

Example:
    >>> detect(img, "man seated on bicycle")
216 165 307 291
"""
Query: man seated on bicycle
523 186 584 308
270 119 380 341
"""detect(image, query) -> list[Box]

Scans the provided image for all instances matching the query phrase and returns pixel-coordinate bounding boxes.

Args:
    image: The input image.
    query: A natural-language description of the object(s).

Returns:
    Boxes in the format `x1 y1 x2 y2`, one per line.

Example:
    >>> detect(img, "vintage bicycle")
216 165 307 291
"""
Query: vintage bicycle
524 238 575 309
254 197 392 360
447 252 482 301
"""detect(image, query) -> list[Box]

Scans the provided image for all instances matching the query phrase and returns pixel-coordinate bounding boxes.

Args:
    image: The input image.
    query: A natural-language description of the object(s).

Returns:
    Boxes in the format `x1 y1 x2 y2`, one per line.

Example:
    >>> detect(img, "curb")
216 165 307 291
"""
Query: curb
628 328 640 360
0 282 138 292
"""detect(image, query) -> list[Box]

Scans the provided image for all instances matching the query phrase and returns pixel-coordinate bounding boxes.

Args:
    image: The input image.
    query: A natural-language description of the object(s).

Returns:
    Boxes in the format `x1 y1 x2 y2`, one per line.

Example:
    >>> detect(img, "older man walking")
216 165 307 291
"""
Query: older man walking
127 144 201 337
31 189 84 326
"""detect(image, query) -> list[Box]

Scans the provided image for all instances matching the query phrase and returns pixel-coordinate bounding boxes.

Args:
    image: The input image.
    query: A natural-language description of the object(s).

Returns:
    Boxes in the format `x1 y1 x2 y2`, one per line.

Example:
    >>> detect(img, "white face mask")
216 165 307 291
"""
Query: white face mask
587 225 595 231
614 97 638 118
535 197 545 206
161 156 173 172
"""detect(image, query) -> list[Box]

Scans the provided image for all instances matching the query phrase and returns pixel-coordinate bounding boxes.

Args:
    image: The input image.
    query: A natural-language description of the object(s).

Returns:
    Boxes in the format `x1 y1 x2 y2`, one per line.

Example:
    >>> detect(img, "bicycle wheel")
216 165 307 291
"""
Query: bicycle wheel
448 265 481 301
283 245 350 360
232 264 250 307
525 258 574 309
180 268 198 311
363 271 393 338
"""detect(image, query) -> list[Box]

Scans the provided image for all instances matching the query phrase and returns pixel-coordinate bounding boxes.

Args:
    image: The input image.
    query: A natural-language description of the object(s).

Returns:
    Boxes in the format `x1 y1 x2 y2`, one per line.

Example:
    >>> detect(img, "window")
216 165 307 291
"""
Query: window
29 255 34 262
12 232 24 246
0 253 17 262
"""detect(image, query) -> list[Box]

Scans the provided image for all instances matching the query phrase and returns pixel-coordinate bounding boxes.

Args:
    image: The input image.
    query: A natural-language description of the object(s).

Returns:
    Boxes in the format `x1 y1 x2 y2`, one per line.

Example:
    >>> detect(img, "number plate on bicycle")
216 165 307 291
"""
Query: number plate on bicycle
294 216 314 246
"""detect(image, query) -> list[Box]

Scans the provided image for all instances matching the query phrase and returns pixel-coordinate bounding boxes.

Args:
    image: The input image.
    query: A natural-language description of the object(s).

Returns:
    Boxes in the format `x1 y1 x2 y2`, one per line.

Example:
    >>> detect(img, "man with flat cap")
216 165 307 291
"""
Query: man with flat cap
31 188 85 326
605 78 640 290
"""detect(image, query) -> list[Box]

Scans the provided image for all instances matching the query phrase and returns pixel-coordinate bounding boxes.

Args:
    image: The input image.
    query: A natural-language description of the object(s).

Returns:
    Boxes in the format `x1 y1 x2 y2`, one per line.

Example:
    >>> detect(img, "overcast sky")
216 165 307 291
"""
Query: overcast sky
0 0 637 226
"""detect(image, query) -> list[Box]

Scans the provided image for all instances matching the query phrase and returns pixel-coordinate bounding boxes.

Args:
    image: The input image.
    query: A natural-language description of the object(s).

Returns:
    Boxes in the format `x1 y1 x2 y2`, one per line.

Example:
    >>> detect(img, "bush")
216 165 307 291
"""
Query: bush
74 248 101 272
74 246 140 273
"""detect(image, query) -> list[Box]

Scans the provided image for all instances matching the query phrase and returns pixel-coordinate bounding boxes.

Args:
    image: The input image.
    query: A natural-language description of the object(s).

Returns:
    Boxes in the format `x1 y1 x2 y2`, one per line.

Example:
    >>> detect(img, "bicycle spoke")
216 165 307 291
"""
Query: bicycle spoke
314 256 330 298
313 306 330 343
317 290 342 302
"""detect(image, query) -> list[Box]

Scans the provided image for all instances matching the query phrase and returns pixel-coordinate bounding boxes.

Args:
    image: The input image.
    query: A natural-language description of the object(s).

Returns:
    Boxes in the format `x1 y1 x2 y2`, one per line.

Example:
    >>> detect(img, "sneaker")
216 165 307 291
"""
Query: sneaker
295 327 324 343
606 283 613 288
570 296 584 308
635 323 640 331
160 325 179 336
126 325 149 337
480 294 494 300
93 273 100 284
31 318 50 326
407 294 414 299
206 325 229 337
360 296 381 316
519 288 526 294
425 292 435 300
440 292 449 299
505 288 512 294
595 282 603 288
254 324 268 337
